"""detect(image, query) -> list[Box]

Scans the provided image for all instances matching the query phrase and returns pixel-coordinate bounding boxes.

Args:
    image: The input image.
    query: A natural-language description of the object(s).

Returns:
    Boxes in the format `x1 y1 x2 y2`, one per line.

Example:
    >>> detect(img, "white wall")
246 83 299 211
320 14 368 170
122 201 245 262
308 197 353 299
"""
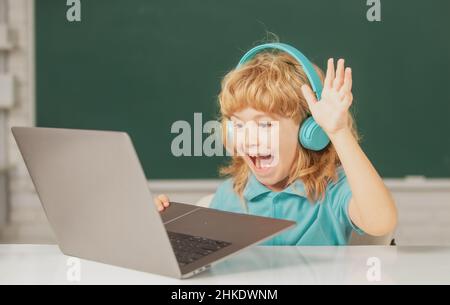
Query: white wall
386 178 450 245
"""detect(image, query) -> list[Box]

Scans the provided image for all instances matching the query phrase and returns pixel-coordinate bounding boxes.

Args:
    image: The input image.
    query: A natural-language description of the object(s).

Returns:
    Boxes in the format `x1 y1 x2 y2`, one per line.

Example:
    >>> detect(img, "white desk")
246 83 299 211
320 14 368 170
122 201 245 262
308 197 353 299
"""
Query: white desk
0 245 449 284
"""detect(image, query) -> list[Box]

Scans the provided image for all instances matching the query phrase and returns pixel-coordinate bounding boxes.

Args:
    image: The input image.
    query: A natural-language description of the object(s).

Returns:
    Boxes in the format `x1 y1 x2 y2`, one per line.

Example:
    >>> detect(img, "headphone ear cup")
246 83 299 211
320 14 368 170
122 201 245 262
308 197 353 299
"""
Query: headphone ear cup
299 117 330 151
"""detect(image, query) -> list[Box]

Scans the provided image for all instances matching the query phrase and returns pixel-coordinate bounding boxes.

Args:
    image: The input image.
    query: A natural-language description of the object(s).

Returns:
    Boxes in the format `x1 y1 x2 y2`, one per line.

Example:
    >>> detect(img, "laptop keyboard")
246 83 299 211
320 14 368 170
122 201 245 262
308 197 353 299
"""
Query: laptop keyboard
167 231 231 266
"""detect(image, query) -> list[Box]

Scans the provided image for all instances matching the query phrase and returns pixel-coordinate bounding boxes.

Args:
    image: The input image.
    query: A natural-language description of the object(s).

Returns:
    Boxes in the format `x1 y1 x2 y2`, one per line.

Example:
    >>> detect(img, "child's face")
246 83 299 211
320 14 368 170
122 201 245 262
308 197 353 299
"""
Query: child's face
230 107 299 191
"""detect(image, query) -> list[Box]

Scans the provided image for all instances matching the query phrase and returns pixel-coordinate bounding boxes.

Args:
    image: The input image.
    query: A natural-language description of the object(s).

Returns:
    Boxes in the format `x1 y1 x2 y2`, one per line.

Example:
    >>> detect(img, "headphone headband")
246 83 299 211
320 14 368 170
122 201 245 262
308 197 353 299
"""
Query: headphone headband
236 42 323 100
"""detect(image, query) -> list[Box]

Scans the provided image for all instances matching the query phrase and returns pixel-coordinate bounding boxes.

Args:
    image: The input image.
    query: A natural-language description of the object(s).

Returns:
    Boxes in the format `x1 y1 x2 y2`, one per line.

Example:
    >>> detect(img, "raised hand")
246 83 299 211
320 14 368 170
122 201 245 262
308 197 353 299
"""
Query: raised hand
301 58 353 137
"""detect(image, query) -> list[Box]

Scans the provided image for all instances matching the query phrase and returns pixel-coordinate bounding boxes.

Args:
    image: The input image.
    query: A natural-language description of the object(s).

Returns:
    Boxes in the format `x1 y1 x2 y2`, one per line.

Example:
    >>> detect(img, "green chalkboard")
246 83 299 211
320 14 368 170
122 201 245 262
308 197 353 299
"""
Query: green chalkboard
36 0 450 178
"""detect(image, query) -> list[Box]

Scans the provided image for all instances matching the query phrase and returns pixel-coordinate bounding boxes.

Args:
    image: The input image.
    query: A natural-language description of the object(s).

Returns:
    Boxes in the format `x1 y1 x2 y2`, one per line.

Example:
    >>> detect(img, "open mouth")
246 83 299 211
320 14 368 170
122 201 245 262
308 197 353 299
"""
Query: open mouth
247 154 275 169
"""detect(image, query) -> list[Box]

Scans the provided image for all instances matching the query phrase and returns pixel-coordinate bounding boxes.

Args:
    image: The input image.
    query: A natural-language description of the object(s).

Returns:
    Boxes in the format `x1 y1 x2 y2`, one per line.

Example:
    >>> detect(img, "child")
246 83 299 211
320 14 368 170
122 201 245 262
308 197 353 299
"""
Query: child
154 45 397 246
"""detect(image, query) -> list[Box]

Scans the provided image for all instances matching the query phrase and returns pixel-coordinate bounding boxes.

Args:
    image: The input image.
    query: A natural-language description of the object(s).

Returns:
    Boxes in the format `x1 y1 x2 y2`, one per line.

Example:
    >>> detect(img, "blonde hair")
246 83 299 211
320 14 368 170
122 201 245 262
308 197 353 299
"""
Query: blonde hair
218 50 359 202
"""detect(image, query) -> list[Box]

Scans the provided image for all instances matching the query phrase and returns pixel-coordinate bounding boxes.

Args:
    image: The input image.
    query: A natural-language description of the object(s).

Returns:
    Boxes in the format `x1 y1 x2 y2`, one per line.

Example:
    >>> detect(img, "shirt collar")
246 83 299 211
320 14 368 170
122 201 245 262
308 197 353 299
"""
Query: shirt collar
243 174 307 202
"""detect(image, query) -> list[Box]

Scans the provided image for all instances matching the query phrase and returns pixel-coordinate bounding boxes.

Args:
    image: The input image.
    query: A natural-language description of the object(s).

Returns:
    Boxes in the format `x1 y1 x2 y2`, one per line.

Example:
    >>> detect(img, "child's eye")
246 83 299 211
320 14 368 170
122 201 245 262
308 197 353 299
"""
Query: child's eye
258 121 272 128
235 122 244 129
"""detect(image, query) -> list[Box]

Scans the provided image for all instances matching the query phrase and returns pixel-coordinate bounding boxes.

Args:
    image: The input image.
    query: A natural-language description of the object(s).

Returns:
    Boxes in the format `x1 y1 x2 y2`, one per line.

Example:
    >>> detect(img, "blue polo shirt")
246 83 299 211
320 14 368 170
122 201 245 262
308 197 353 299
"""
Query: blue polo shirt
210 168 363 245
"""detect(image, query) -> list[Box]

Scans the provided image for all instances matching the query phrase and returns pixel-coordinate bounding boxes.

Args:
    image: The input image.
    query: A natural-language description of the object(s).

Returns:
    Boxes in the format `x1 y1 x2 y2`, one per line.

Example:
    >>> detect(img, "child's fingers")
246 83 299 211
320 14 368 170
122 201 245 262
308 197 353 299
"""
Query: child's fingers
301 85 318 109
153 198 164 211
339 68 352 97
342 92 353 108
324 58 335 88
333 59 345 90
157 194 170 207
338 68 352 101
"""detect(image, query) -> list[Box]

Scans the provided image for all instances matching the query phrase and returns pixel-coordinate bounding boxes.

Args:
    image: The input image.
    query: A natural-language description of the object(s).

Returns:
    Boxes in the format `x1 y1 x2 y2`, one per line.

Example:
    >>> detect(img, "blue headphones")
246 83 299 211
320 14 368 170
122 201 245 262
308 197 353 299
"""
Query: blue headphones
227 42 330 151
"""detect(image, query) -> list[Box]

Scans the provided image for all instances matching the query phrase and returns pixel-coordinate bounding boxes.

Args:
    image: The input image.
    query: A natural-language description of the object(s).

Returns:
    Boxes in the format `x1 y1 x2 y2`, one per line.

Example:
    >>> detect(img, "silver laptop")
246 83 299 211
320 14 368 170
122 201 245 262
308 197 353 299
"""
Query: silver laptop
12 127 295 279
